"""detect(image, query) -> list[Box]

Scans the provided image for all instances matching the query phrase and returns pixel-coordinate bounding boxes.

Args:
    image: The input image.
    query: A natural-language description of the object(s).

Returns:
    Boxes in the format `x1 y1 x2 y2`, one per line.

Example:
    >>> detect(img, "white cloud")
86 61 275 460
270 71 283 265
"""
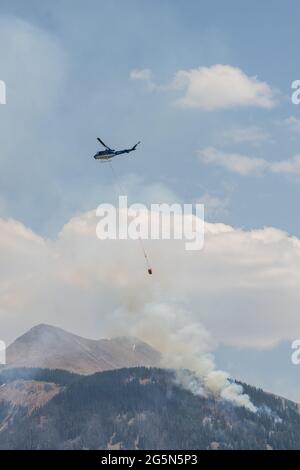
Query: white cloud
198 192 229 218
172 65 275 110
1 207 300 355
199 147 267 175
284 116 300 134
130 64 276 110
271 154 300 175
129 68 156 91
130 68 152 81
221 126 271 145
199 147 300 177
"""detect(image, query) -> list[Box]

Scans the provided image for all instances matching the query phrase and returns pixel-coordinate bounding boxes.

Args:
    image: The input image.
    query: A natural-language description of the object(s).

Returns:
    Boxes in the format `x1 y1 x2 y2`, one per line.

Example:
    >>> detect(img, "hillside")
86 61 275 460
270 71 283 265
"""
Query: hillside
0 367 299 450
5 324 160 374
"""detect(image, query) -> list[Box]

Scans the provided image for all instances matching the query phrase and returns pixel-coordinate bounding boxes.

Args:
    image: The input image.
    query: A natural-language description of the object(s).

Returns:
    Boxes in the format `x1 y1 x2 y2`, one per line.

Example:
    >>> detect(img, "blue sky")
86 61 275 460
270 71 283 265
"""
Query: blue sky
0 0 300 235
1 0 300 401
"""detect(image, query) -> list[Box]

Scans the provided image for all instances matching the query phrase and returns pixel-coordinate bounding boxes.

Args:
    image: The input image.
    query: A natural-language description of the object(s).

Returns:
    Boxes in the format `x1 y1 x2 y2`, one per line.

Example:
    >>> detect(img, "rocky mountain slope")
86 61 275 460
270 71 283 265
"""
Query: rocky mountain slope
5 324 160 374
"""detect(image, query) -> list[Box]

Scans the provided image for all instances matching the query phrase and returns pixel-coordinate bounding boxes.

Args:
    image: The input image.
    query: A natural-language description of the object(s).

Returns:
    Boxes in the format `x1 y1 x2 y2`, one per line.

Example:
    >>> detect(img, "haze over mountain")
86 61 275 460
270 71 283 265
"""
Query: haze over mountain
0 367 300 450
5 324 160 374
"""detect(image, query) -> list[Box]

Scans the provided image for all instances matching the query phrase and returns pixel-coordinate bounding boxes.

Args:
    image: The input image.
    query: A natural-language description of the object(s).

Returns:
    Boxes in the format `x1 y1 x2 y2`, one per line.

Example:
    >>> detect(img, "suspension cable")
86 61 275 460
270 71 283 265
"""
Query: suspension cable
108 160 153 275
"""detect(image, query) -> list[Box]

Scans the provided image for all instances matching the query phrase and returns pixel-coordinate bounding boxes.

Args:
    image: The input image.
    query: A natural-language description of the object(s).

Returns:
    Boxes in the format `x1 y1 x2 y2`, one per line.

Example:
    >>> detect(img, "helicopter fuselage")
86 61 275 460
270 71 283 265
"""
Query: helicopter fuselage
94 148 133 160
93 137 140 161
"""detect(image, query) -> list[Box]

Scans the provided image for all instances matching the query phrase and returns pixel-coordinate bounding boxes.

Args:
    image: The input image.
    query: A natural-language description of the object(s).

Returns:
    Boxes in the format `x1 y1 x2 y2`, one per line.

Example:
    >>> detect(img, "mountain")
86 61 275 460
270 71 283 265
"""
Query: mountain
5 324 160 374
0 367 300 449
2 324 300 449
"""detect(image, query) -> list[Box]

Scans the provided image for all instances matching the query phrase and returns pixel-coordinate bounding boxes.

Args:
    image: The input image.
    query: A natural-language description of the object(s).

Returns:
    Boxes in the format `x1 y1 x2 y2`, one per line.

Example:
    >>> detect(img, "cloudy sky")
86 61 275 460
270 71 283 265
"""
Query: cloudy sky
1 0 300 401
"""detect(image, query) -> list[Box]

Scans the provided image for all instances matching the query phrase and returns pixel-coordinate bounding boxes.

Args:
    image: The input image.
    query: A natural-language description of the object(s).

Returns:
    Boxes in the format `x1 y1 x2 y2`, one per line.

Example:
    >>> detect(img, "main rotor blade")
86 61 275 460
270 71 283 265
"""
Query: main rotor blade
131 141 141 150
97 137 111 150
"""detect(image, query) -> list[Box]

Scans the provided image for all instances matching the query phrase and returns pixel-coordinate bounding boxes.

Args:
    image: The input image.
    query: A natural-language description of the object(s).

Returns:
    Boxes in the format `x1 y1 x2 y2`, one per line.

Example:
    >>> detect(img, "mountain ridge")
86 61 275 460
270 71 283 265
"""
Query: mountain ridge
0 367 300 450
5 323 160 374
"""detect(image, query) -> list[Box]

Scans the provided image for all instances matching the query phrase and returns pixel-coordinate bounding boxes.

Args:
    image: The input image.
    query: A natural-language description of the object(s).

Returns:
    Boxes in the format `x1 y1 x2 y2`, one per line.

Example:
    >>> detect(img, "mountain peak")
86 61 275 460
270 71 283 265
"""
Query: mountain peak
6 324 160 375
23 323 63 338
28 323 58 332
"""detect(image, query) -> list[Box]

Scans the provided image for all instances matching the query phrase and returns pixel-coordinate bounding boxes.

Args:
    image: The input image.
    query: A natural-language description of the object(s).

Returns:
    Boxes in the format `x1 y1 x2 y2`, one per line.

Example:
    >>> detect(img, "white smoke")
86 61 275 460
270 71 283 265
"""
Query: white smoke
113 302 257 412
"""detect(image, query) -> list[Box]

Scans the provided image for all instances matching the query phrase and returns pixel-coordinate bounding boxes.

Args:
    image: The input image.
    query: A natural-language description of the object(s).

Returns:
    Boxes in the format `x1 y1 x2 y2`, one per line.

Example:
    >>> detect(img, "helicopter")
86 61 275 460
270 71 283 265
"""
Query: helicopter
93 135 152 275
93 137 141 161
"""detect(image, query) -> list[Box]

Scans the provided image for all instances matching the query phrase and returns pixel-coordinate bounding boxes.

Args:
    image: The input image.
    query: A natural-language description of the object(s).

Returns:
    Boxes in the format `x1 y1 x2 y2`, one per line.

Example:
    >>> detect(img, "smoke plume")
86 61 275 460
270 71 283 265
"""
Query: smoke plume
113 301 256 412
